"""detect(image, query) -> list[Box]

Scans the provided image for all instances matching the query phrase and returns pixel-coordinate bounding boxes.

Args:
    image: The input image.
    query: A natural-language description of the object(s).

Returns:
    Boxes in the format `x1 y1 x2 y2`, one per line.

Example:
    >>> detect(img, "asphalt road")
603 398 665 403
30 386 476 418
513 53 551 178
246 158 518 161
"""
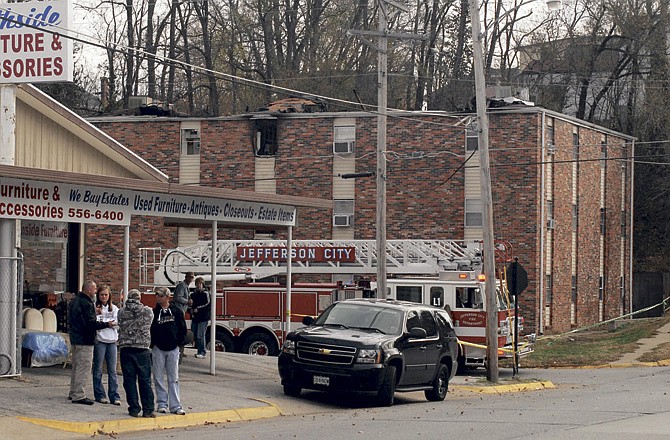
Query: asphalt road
119 365 670 440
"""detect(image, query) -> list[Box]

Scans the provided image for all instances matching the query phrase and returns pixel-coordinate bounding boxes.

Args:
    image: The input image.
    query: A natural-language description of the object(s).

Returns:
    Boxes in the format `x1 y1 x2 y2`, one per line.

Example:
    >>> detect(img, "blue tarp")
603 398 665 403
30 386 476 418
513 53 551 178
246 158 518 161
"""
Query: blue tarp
22 332 68 367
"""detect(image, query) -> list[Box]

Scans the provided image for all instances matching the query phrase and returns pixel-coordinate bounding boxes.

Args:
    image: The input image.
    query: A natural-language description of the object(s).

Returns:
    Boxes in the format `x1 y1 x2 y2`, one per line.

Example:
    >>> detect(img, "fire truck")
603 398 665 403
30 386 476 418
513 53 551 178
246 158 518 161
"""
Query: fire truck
139 239 530 368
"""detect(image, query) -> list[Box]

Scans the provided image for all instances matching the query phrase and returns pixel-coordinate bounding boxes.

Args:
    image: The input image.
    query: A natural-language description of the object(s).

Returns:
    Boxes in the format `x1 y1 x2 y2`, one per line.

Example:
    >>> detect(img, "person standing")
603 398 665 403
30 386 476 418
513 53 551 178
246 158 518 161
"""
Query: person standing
68 280 116 405
150 286 187 415
92 285 121 405
189 277 210 359
173 271 194 361
117 289 155 418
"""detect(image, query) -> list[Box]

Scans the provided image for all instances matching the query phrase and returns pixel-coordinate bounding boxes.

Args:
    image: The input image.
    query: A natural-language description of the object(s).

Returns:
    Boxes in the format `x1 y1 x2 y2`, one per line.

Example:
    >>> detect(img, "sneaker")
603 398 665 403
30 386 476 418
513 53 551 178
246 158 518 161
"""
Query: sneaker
112 400 121 406
158 407 168 414
72 398 95 405
129 412 141 418
173 409 186 415
96 398 109 404
195 353 205 359
142 412 156 418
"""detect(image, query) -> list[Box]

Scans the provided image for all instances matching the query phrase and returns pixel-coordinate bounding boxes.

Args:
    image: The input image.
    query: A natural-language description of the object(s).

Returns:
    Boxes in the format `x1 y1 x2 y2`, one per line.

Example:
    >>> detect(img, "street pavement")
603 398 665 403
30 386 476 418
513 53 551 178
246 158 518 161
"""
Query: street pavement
0 338 668 440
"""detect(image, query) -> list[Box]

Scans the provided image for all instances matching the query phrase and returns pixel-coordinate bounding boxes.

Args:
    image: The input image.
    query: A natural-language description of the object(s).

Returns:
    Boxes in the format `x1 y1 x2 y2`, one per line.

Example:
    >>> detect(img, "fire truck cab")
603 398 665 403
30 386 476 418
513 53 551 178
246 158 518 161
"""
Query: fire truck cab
385 272 520 370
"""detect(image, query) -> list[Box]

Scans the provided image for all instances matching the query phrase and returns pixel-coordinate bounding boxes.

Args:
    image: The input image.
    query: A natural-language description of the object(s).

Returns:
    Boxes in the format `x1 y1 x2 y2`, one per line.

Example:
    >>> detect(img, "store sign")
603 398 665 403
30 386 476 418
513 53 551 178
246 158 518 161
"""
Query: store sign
0 0 73 83
21 220 67 249
0 177 297 227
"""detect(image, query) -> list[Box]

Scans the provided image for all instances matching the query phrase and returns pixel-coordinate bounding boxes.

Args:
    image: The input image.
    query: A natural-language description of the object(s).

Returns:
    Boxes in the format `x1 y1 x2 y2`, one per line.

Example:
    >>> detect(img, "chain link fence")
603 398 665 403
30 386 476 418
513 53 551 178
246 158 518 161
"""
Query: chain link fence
0 253 24 377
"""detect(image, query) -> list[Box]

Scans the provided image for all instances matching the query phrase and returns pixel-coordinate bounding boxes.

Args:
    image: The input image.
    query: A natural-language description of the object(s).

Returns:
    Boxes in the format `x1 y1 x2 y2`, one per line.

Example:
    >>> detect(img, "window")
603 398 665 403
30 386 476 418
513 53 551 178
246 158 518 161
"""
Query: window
599 276 604 301
546 200 555 229
465 199 482 227
600 139 607 167
621 210 626 237
254 118 278 156
429 286 444 308
572 131 579 162
181 129 200 156
572 204 579 230
545 274 552 304
600 207 606 235
419 310 437 337
406 310 421 331
546 119 555 154
571 275 577 302
466 128 478 152
333 199 354 227
456 287 481 308
334 125 355 154
397 285 422 303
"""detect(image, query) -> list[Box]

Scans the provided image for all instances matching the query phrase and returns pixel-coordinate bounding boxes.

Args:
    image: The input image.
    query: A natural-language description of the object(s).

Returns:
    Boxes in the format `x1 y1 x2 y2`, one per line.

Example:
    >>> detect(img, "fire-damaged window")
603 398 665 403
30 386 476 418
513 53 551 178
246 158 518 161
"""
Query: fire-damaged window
181 128 200 155
253 118 278 156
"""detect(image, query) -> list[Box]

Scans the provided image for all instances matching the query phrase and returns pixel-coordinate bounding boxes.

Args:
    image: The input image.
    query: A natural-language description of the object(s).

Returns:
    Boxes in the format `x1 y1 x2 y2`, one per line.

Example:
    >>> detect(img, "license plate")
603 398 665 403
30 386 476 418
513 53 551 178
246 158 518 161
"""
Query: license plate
313 375 330 386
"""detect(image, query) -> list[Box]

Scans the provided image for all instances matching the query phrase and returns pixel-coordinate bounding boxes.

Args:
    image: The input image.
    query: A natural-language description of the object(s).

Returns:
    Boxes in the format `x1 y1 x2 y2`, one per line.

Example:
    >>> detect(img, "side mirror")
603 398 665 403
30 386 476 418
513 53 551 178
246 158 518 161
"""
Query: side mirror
408 327 427 339
302 316 315 326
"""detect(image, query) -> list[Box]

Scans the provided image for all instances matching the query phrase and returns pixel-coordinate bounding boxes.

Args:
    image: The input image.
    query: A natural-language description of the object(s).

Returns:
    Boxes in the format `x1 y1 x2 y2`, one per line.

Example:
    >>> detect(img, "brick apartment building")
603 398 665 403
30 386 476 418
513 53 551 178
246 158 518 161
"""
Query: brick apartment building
87 102 634 335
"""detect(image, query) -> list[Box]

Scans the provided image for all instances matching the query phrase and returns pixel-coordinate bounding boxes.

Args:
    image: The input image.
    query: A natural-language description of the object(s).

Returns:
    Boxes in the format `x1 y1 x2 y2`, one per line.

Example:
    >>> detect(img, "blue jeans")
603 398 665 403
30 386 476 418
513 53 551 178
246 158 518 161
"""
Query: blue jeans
152 346 182 412
92 341 120 402
192 320 208 356
120 347 154 416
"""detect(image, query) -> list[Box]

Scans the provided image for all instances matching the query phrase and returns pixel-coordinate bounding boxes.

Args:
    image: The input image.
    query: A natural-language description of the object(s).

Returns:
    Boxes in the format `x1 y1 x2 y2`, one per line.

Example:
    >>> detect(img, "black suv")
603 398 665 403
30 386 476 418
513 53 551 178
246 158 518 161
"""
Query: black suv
278 298 458 406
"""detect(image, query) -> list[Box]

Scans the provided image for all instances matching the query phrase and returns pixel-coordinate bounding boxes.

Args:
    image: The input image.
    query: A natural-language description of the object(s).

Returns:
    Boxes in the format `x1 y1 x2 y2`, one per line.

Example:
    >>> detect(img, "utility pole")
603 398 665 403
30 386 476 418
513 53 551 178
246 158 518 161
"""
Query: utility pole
348 0 427 299
468 0 499 382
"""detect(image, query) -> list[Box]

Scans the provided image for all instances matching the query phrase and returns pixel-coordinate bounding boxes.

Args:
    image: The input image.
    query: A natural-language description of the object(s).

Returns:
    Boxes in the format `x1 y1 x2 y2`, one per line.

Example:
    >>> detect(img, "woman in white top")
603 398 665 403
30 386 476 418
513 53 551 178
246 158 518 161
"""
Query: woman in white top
92 285 120 405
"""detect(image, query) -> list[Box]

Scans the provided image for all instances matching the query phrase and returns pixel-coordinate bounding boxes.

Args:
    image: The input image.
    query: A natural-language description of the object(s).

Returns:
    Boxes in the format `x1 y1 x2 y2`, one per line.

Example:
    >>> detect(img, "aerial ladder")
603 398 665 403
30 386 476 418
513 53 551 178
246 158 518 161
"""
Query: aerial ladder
140 239 484 287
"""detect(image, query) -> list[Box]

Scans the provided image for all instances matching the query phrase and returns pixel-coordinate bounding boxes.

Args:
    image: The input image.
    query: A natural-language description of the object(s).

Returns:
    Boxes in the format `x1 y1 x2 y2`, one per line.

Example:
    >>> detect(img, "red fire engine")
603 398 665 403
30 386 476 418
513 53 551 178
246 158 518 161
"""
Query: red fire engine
139 239 531 368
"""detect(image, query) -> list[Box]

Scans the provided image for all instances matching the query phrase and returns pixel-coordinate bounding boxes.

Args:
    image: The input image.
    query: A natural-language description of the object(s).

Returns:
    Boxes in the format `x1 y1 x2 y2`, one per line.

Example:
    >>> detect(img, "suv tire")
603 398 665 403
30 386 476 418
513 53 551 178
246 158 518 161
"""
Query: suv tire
377 365 396 406
425 363 449 401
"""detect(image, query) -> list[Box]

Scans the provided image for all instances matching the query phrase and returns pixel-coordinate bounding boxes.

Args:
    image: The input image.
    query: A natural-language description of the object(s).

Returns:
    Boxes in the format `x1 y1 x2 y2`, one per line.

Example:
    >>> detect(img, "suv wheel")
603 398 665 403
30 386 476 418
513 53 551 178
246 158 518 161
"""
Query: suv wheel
283 383 302 397
425 363 449 401
377 365 396 406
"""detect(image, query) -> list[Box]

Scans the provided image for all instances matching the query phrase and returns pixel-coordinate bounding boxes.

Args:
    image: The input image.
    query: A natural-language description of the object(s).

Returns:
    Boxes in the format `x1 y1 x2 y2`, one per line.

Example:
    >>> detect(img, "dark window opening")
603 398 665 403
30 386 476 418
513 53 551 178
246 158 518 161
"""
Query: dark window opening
254 119 278 156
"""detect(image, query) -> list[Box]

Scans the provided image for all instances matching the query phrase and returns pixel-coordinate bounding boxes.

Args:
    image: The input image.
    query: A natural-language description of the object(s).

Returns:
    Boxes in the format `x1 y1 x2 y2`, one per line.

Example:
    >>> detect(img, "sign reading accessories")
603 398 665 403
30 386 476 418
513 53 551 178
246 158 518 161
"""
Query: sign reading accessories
0 0 73 83
0 177 297 227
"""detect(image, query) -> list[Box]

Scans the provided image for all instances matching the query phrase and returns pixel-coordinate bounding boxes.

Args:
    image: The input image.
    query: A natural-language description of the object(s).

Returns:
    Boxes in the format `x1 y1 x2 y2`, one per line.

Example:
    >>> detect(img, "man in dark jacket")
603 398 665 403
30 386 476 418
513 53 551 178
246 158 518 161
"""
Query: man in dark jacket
118 289 155 418
151 286 187 415
68 280 116 405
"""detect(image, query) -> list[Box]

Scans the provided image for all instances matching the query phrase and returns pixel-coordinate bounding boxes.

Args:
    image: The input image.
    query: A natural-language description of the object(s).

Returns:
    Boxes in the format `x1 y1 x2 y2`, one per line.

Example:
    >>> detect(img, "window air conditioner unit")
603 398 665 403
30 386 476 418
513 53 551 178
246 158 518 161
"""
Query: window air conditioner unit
333 215 352 227
547 218 556 229
547 143 556 155
333 141 355 154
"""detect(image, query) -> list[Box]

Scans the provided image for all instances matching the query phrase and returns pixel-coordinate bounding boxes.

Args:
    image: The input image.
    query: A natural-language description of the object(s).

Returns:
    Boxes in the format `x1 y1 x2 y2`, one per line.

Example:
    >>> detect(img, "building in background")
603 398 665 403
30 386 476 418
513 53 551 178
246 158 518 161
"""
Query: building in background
89 101 635 335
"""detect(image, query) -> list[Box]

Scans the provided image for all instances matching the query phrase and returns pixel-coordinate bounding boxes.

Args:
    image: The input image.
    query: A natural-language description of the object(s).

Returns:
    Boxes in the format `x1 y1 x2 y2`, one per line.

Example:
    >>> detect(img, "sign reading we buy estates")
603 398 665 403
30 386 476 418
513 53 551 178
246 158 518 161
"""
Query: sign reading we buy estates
0 0 73 83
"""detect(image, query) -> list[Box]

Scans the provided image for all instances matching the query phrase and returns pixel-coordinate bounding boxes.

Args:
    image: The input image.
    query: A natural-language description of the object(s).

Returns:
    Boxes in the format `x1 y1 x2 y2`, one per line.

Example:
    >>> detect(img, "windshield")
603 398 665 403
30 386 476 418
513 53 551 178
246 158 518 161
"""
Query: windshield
314 303 404 335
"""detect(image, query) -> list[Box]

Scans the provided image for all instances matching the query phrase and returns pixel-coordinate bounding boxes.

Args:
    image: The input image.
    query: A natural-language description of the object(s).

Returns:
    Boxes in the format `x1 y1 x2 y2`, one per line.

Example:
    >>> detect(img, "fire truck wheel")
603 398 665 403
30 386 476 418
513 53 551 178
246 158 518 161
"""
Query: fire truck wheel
206 329 235 353
283 383 302 397
242 333 279 356
377 365 396 406
425 363 449 401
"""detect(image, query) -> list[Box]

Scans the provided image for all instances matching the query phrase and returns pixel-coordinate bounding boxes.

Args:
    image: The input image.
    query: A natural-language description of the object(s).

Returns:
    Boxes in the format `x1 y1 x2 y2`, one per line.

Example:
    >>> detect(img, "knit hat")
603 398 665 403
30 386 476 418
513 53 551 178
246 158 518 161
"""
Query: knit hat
127 289 141 301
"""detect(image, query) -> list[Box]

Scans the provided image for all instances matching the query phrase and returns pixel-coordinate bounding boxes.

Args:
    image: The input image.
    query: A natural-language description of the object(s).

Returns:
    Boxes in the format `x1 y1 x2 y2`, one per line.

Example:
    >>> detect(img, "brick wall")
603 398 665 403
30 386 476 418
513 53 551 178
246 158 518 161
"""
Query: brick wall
88 110 632 334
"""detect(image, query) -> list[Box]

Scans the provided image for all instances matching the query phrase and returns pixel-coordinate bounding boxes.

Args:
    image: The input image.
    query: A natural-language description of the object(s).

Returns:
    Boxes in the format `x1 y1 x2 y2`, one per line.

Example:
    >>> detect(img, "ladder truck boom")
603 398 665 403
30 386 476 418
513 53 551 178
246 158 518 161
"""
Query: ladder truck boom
140 239 483 287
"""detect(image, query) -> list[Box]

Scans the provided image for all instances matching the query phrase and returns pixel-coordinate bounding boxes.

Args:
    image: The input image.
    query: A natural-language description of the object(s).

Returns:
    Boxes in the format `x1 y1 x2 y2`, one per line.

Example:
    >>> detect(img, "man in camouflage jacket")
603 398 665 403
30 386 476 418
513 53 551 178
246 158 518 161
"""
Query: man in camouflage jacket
117 289 155 418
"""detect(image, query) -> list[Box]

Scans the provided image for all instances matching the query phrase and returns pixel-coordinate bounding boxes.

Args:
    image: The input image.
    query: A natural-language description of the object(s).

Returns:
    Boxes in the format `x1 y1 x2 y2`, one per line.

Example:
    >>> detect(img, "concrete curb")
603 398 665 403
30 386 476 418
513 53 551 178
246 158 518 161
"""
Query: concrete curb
17 399 281 435
453 381 555 394
545 359 670 370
